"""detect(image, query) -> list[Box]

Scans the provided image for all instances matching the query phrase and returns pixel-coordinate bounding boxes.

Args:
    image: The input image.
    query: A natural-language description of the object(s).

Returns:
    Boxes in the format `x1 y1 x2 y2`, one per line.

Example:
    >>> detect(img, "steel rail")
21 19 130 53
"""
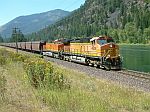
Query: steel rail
117 70 150 80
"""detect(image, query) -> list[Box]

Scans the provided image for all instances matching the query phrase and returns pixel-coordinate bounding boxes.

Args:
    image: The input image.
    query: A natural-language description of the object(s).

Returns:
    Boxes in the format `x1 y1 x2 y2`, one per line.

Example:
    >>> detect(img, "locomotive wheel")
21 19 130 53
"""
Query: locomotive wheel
85 59 89 66
68 58 71 62
96 65 100 68
105 66 111 71
104 59 111 71
90 63 94 67
60 56 63 60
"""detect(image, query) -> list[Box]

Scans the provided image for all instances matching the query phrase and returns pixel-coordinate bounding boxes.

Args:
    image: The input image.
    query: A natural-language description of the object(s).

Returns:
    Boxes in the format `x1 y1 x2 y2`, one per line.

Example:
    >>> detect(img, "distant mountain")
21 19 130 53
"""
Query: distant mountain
0 9 70 37
33 0 150 44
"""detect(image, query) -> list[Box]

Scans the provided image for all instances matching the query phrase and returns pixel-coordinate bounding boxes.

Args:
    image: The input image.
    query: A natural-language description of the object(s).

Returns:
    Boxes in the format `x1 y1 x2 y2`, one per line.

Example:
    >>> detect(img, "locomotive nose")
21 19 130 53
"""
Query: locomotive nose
109 43 116 48
109 44 113 48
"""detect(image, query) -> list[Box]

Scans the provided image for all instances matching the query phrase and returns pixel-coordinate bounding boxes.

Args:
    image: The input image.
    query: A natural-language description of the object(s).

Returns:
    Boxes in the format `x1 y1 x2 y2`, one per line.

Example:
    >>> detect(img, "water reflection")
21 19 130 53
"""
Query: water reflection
119 45 150 73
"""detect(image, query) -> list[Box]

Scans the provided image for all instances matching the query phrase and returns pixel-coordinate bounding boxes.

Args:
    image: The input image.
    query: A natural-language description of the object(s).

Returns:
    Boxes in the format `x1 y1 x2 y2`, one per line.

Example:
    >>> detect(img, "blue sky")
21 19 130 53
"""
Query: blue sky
0 0 85 26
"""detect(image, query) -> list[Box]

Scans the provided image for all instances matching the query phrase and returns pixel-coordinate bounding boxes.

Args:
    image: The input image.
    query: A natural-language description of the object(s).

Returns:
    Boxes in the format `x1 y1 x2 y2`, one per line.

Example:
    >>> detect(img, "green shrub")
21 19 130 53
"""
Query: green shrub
0 49 8 65
0 56 7 65
24 57 70 89
0 49 29 63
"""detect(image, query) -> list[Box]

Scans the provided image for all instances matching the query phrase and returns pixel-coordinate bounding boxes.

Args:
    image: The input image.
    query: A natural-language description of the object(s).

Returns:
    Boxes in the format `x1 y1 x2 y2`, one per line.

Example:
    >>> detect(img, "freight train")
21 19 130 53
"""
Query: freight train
0 36 122 70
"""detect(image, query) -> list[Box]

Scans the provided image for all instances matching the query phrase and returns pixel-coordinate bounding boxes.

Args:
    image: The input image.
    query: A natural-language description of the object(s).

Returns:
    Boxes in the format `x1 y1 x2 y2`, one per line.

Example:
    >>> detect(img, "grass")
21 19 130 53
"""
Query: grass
39 65 150 112
0 63 51 112
0 48 150 112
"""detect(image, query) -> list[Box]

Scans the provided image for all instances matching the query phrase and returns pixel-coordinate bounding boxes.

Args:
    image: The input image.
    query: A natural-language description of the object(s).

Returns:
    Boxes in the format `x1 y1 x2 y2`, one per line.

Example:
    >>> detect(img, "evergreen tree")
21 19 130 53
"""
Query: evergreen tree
143 27 150 43
11 28 27 42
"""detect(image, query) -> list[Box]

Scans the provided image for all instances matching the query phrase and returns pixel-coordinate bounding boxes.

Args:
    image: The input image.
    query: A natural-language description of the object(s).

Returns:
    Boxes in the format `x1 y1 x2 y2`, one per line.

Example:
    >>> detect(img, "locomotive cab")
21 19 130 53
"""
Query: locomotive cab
97 37 114 45
90 36 119 58
90 36 122 70
90 36 114 47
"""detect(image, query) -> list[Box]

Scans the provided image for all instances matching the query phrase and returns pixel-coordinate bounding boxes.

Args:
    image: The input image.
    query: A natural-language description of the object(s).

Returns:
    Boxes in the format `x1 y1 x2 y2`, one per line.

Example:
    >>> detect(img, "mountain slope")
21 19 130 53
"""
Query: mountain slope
32 0 150 44
0 9 70 37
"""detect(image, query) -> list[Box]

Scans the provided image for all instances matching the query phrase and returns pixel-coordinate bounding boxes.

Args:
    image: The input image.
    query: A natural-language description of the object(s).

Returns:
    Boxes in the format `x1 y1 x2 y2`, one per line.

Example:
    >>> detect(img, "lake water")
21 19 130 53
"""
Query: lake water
119 45 150 73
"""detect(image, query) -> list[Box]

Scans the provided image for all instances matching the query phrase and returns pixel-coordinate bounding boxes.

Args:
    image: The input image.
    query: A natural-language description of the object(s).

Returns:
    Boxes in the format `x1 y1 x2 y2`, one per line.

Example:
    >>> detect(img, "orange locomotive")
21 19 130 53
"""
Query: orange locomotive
43 36 122 70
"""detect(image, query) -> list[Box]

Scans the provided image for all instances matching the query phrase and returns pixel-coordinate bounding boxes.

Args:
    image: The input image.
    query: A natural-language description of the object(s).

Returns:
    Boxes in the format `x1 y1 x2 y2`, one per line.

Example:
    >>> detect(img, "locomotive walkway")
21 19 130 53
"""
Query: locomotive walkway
1 46 150 92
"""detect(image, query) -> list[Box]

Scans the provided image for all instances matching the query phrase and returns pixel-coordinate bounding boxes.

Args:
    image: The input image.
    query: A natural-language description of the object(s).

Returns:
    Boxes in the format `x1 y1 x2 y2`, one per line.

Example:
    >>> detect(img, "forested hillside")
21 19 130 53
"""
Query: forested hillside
28 0 150 44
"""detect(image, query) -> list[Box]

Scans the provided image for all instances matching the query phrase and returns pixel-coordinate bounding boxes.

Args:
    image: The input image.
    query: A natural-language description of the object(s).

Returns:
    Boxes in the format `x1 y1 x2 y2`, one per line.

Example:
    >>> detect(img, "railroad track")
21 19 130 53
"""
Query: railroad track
117 69 150 80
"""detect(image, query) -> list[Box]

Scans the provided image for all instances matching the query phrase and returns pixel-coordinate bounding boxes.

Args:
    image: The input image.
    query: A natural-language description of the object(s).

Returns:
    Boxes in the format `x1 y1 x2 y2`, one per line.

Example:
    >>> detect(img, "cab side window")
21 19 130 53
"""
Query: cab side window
98 40 107 45
91 40 95 45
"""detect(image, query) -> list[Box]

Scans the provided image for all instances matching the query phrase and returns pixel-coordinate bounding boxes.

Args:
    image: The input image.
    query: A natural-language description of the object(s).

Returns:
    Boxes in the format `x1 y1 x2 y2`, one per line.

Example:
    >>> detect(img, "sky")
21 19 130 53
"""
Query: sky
0 0 85 26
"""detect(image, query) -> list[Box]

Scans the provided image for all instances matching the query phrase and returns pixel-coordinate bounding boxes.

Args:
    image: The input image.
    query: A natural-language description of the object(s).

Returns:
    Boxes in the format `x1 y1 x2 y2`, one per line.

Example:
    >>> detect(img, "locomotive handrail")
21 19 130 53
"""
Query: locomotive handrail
103 49 111 58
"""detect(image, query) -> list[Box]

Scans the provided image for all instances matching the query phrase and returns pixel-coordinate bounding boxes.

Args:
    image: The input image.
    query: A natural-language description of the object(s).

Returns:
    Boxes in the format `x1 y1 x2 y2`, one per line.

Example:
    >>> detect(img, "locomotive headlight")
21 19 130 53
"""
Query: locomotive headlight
110 44 112 48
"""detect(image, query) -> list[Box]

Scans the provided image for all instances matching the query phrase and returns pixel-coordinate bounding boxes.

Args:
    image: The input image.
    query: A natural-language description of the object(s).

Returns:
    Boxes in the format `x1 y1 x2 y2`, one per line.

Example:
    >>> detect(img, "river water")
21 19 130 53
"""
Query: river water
119 45 150 73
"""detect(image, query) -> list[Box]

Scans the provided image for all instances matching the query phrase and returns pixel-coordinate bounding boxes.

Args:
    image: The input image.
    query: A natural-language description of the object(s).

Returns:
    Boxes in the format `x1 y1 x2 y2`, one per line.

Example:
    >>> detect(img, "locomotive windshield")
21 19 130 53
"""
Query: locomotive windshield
98 39 107 45
97 38 114 45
